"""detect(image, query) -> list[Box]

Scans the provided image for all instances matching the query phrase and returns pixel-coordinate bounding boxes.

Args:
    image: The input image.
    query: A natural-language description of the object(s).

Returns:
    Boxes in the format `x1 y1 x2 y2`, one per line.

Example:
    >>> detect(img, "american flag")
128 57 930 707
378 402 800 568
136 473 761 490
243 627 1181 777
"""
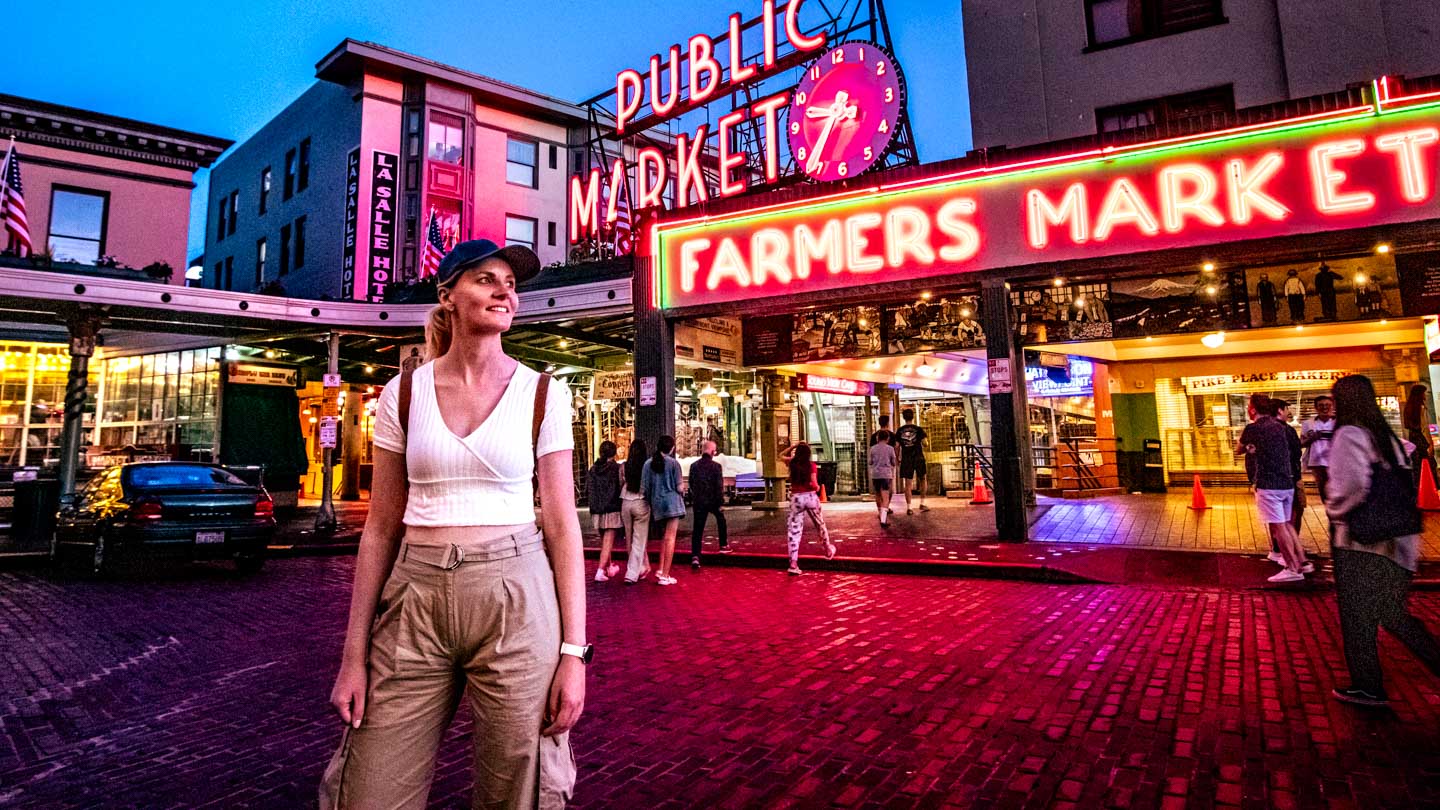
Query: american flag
419 209 444 278
0 139 30 257
604 179 633 255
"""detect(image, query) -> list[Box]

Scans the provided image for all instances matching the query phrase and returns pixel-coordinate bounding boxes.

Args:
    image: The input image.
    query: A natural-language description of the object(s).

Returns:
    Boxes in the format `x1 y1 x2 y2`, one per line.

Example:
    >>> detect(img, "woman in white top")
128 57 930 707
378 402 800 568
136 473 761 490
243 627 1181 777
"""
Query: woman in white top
322 240 586 809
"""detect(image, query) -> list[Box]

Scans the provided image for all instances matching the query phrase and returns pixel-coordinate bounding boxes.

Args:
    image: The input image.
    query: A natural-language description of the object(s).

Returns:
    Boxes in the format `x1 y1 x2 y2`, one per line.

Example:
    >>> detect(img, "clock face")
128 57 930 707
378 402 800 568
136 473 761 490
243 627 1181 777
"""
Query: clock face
788 42 904 183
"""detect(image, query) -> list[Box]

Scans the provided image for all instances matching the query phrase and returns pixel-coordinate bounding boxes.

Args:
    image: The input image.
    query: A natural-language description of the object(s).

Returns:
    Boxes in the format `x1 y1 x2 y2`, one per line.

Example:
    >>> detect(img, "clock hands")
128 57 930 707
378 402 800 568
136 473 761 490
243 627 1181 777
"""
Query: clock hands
803 90 858 174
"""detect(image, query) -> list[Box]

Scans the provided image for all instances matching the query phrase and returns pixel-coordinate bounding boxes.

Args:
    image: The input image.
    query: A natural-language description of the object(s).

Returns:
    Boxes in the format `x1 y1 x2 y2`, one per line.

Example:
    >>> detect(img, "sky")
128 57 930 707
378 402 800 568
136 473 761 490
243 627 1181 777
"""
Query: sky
6 0 970 260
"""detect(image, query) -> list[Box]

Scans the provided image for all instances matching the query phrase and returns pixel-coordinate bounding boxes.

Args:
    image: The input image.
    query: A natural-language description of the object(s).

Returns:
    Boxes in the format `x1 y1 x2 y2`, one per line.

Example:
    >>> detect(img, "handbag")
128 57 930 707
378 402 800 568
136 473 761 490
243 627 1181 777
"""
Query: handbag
1343 440 1421 544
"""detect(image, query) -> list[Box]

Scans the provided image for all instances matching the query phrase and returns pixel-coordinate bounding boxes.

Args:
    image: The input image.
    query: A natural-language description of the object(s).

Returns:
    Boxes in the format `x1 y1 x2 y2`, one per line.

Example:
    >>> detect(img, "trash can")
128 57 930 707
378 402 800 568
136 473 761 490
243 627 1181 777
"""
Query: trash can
816 461 838 498
1141 439 1166 493
11 476 61 554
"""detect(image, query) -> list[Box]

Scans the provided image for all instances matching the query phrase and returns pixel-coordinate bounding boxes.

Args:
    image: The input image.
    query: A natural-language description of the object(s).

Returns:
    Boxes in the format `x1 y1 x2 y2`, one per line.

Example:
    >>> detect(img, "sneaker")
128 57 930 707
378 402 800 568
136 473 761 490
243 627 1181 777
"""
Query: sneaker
655 575 678 586
787 564 803 576
606 563 621 578
717 545 734 554
879 513 888 527
1333 687 1389 707
919 504 930 512
1268 569 1305 583
593 568 610 583
1267 551 1286 565
691 556 701 569
825 542 837 560
907 508 914 516
1300 561 1315 574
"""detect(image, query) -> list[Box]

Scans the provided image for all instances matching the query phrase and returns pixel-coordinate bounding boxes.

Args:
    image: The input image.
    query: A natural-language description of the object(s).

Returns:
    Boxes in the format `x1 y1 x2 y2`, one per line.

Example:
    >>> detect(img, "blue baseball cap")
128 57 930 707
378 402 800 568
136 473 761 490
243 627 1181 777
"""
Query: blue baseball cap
436 239 541 287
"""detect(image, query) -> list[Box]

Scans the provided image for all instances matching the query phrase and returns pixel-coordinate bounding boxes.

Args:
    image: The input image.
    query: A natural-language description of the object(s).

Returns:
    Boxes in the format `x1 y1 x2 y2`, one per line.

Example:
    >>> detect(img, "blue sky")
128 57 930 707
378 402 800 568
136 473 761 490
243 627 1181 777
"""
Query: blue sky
6 0 970 260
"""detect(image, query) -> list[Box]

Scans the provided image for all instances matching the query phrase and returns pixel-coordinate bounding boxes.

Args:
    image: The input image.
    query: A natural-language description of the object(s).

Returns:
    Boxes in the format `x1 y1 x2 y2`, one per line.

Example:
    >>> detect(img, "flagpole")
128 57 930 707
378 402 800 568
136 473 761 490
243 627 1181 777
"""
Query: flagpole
0 138 13 253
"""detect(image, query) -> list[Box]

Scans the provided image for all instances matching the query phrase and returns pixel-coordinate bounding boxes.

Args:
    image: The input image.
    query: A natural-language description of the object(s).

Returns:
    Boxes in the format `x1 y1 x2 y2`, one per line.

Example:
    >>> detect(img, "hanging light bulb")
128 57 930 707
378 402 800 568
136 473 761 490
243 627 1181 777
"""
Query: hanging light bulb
747 386 761 397
719 389 732 398
1200 331 1226 349
700 383 717 396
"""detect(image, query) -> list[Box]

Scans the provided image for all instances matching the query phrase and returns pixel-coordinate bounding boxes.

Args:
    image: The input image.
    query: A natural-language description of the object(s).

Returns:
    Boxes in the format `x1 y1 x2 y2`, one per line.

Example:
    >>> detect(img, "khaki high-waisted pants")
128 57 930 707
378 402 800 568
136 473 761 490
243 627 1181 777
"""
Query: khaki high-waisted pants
320 526 576 809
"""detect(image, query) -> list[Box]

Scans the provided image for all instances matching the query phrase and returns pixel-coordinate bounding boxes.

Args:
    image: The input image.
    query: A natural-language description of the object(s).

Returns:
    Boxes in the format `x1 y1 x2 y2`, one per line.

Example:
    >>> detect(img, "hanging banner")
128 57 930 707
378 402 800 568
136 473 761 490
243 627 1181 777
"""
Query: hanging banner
340 148 361 299
367 150 399 303
592 371 635 401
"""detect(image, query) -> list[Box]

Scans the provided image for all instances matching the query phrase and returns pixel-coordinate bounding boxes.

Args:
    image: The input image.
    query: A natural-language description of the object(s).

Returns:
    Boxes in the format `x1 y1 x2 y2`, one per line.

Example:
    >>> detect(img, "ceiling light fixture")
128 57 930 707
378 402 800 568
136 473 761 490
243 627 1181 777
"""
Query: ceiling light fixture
1376 243 1392 254
1200 331 1226 349
1202 262 1216 272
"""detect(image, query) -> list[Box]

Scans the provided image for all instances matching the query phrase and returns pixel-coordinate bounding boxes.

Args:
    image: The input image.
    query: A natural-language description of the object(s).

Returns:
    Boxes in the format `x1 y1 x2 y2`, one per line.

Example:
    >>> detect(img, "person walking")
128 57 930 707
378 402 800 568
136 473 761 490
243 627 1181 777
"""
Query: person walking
1271 399 1308 534
894 408 930 514
780 441 836 575
1237 393 1283 563
620 439 652 584
1403 384 1438 488
1302 395 1337 503
322 240 584 809
688 439 730 568
586 441 623 582
1246 398 1311 582
643 435 685 586
868 430 898 527
1326 374 1440 707
869 414 891 446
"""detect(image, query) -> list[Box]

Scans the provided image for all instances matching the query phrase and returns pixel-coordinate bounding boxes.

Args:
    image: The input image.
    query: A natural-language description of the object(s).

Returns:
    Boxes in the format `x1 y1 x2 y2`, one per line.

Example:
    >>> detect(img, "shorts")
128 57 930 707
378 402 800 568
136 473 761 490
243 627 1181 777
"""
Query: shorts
591 511 623 532
899 455 927 481
871 477 892 492
1254 488 1294 524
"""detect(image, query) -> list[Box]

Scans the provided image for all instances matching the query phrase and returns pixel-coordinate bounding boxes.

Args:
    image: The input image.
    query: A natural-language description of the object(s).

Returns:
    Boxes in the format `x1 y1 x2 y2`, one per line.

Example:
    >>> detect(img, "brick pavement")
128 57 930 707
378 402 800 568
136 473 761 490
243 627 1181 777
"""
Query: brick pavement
4 558 1440 807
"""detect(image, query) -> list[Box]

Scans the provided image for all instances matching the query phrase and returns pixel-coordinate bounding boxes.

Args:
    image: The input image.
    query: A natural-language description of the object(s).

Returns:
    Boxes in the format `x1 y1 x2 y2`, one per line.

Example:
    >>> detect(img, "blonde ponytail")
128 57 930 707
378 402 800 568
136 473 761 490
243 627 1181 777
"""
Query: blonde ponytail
425 305 453 360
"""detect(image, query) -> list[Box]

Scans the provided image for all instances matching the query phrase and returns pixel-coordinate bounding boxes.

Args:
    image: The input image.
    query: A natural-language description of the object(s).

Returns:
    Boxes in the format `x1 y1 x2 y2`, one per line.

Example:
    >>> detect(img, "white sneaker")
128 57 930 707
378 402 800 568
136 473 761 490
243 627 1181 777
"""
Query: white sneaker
1300 561 1315 574
606 563 622 578
655 575 678 586
787 564 803 576
1268 569 1305 583
1267 552 1286 565
593 568 609 582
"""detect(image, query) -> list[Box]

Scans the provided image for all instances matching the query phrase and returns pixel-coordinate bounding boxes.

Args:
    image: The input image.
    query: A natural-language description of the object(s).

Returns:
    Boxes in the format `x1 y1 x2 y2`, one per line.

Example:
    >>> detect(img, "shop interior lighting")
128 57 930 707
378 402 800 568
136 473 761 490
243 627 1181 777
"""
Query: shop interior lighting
700 383 718 396
747 386 761 397
1202 262 1216 272
1295 325 1304 331
308 417 318 424
959 307 972 318
1376 243 1392 254
1074 296 1086 309
265 350 277 359
920 291 932 300
1053 277 1064 287
719 389 732 397
225 349 240 361
1205 285 1217 295
364 365 374 374
545 364 557 372
559 340 570 349
1355 273 1368 284
1200 332 1226 348
858 318 869 328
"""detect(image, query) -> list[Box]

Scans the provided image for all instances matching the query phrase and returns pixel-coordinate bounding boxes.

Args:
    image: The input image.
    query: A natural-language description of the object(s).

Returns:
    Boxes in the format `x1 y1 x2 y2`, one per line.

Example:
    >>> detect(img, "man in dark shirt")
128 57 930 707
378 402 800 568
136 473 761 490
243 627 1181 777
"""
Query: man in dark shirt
894 408 929 514
869 414 891 447
1244 399 1311 582
689 440 729 568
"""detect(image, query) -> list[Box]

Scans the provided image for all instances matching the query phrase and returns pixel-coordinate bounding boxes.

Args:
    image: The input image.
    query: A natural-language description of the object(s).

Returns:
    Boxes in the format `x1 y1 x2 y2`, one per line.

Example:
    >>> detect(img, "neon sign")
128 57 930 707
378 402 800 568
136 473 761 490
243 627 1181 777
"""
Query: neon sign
788 43 903 182
653 96 1440 309
796 373 873 396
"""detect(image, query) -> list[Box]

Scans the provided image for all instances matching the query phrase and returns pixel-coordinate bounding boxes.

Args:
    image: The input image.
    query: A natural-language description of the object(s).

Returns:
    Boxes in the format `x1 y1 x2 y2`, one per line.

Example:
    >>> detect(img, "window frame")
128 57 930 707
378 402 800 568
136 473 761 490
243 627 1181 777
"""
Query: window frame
283 148 297 200
259 166 271 215
47 185 110 265
504 215 539 252
279 223 291 277
297 138 311 192
294 215 307 270
227 191 238 237
223 257 234 291
427 111 466 165
1096 84 1235 135
1083 0 1227 51
255 238 267 286
505 137 540 188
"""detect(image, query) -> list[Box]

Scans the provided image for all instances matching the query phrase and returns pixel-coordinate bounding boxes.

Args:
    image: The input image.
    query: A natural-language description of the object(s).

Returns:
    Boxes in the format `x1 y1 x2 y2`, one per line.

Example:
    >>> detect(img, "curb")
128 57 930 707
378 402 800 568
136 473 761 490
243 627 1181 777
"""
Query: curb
587 548 1100 584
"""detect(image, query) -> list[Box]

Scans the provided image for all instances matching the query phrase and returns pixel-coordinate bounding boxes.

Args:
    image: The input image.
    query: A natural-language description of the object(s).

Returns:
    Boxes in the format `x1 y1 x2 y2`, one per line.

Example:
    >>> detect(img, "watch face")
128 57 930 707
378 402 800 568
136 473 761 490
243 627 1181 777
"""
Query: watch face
788 42 905 183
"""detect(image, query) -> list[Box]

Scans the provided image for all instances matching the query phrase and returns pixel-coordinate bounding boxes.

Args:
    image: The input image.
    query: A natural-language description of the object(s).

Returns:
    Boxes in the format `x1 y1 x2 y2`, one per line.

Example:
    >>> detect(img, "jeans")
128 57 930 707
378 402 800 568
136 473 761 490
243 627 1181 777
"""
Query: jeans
786 491 830 564
691 504 728 557
1334 548 1440 695
319 528 575 809
621 498 651 582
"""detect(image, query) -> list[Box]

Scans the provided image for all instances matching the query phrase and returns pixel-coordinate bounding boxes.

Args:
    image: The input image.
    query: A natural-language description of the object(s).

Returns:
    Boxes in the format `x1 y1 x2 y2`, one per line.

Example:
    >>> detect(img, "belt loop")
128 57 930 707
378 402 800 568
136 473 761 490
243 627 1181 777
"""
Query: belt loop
443 543 464 570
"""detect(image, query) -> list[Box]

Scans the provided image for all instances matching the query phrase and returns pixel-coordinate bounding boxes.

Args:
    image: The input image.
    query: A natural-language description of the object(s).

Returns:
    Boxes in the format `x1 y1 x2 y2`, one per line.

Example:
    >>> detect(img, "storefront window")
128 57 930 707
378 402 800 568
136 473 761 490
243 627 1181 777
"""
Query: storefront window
97 347 221 462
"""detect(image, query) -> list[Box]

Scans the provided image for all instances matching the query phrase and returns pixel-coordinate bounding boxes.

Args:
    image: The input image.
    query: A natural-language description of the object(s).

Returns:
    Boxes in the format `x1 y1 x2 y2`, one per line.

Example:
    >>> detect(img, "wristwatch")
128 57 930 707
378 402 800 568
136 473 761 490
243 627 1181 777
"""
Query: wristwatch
560 642 594 664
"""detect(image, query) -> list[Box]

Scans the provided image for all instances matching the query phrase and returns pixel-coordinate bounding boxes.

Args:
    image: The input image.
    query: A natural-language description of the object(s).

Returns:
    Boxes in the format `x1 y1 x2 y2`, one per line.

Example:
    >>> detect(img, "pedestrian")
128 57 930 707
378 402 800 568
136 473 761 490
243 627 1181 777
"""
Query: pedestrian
643 435 685 586
1326 373 1440 707
1284 269 1307 323
1236 392 1281 562
868 430 898 527
688 439 730 569
894 408 930 514
621 439 652 584
780 441 836 575
1271 399 1308 534
322 239 583 809
1301 395 1336 502
869 413 891 446
1247 397 1312 582
586 440 623 582
1402 384 1438 488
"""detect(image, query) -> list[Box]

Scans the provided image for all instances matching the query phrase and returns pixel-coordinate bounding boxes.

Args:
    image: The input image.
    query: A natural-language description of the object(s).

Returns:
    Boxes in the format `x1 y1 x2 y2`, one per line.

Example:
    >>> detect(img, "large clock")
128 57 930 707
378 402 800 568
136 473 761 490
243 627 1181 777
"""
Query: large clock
787 42 905 183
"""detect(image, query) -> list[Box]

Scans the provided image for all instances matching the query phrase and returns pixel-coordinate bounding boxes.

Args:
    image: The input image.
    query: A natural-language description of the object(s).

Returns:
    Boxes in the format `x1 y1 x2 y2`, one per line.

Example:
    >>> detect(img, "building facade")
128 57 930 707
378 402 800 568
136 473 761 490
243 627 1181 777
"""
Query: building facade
204 40 589 301
962 0 1440 150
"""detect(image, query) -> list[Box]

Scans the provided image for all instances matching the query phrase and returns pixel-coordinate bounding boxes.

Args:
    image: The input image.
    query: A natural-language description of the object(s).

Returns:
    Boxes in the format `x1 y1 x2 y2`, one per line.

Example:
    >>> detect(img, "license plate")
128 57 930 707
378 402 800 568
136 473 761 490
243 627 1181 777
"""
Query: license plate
196 531 225 545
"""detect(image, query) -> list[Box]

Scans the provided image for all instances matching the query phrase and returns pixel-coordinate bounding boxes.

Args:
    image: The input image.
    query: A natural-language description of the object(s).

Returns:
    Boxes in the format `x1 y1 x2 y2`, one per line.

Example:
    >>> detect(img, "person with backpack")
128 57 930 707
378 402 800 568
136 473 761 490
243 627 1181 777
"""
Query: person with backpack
322 240 583 808
586 440 623 582
642 435 685 586
779 441 837 575
1327 374 1440 707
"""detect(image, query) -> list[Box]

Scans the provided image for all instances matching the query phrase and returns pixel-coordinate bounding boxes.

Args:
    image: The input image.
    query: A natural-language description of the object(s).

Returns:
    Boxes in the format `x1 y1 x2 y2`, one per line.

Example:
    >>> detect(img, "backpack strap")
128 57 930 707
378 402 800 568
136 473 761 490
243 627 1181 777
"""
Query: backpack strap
398 367 414 476
532 373 551 500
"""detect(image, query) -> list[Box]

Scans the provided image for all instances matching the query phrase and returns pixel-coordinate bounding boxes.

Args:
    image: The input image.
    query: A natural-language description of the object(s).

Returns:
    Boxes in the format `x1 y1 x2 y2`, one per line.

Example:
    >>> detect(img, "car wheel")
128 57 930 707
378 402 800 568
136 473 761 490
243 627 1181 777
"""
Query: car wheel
234 554 266 574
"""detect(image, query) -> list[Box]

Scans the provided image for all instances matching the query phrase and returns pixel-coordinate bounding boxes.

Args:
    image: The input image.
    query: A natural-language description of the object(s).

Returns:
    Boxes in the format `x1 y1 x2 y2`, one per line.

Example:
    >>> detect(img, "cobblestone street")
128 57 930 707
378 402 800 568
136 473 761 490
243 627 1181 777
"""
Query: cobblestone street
3 557 1440 808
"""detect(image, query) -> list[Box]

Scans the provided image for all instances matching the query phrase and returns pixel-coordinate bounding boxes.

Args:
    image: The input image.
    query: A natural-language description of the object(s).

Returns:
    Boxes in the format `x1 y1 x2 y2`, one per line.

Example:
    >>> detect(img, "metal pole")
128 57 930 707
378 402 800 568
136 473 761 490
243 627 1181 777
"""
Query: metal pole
315 332 340 533
58 307 100 498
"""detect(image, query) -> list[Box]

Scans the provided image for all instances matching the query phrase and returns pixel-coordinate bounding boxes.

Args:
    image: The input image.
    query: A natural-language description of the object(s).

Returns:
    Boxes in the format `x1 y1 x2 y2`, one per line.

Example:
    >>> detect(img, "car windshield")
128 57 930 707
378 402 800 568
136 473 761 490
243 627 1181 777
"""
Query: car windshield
124 465 248 489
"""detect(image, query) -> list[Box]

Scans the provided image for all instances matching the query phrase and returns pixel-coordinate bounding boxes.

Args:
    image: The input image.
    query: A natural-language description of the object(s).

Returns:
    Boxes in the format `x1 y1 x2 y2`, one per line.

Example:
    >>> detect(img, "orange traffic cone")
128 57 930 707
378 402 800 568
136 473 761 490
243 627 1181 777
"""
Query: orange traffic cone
818 480 828 503
1188 474 1210 510
971 461 993 505
1419 460 1440 511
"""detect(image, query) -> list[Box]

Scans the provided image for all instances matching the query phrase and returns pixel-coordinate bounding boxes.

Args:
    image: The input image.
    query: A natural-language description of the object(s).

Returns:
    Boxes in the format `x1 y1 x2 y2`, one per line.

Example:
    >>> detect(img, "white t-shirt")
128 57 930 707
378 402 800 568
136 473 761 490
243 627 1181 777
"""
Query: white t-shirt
372 361 572 527
1302 416 1335 468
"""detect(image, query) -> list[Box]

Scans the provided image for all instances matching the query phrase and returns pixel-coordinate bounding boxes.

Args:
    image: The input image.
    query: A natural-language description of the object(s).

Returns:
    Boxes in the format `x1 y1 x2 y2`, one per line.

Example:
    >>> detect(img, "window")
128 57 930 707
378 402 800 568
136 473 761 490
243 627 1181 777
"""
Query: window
1097 85 1234 134
259 167 271 214
297 138 311 192
294 216 306 270
548 144 558 170
227 191 238 236
255 238 266 286
280 224 291 276
48 187 108 264
284 148 296 200
428 112 465 164
223 257 234 290
216 197 227 242
505 216 537 251
547 221 557 246
213 261 223 290
1086 0 1224 48
506 137 538 187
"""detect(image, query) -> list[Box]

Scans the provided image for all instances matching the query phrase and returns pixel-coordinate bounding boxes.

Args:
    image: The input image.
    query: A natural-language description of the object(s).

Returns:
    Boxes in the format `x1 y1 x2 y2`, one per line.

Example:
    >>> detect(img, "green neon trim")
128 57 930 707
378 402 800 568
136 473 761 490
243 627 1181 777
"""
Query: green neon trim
657 100 1440 241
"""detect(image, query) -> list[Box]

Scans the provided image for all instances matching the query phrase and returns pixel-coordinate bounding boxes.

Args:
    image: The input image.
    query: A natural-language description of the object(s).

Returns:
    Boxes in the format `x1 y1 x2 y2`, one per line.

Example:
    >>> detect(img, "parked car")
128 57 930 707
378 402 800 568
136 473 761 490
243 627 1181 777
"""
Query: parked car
53 462 276 575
